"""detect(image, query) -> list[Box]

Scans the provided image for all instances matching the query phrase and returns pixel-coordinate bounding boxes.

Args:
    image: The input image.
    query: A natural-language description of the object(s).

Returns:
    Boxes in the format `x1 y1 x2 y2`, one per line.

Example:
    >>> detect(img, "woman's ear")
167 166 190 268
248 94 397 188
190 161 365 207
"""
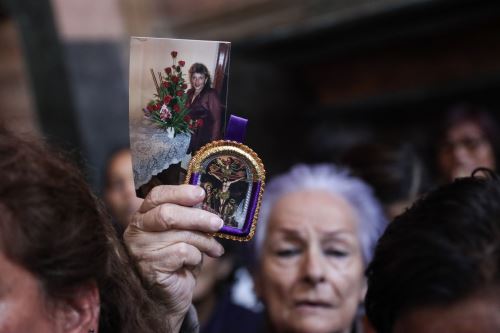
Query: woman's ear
54 281 100 333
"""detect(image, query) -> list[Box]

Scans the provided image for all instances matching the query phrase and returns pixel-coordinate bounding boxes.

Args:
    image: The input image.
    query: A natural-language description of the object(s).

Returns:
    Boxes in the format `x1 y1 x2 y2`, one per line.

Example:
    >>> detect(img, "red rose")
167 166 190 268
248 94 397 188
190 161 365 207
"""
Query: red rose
181 84 187 89
184 115 191 122
172 76 179 84
176 90 183 97
196 119 204 127
171 51 178 58
162 81 170 88
146 105 153 112
163 95 173 104
165 67 172 74
173 104 180 113
178 60 185 67
154 103 161 111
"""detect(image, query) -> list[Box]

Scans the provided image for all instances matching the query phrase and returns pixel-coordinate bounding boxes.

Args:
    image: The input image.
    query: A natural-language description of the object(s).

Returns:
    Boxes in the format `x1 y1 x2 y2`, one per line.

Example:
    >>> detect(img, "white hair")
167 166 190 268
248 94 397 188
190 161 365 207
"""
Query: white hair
255 164 387 266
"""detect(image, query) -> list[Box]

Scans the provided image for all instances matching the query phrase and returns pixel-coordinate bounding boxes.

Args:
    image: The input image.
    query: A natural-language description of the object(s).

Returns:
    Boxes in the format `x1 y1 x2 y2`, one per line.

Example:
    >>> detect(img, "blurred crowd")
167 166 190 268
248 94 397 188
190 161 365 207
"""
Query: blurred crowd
90 103 500 332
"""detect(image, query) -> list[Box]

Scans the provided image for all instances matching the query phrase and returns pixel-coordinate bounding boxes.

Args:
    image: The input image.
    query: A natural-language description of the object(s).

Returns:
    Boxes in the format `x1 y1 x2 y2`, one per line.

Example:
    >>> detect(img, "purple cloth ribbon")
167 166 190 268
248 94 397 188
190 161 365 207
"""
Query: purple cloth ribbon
224 115 247 143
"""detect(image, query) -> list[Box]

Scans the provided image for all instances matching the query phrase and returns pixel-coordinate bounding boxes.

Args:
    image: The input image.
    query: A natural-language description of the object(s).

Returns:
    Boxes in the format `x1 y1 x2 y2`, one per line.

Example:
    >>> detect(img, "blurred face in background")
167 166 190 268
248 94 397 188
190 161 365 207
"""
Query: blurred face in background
104 149 143 229
438 120 496 182
256 190 365 333
192 254 233 325
193 255 233 302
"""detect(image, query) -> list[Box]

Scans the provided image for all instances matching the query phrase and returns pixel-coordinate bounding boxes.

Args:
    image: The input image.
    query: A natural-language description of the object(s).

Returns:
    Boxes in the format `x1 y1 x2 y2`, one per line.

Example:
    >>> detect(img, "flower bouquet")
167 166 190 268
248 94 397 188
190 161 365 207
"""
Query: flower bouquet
143 51 203 138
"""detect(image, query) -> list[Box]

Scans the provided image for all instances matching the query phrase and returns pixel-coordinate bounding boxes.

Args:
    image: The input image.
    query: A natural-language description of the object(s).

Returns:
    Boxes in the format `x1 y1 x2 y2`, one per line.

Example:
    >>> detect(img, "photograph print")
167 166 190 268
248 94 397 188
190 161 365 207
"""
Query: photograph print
129 37 230 198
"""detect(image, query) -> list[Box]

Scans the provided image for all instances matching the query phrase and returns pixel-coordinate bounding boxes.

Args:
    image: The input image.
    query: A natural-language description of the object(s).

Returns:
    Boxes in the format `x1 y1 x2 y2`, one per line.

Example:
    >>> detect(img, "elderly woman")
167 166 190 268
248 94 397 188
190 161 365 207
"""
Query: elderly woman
0 129 224 332
253 164 387 333
185 63 222 154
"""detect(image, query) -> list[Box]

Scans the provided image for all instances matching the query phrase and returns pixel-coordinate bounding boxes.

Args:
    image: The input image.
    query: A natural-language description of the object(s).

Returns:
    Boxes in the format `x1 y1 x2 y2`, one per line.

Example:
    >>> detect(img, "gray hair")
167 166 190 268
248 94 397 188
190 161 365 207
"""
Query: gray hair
255 164 387 266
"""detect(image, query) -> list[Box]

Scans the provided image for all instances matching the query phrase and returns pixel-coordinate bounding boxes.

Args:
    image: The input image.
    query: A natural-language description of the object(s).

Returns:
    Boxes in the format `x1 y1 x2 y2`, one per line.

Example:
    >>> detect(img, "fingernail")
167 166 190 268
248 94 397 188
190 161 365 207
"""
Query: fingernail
195 186 205 199
210 216 224 230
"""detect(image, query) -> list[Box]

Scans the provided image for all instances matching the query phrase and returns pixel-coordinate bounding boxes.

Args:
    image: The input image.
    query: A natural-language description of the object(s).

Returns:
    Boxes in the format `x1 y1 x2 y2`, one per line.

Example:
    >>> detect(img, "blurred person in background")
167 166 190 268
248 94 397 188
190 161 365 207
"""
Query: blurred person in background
186 63 222 154
434 104 499 183
0 128 225 332
365 169 500 333
342 142 429 220
194 241 264 333
103 148 143 235
251 164 387 333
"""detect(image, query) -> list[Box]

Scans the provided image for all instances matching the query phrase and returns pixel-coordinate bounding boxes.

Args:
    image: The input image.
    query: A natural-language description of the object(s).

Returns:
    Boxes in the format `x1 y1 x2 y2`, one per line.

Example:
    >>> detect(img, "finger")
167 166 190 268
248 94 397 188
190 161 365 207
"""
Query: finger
140 184 205 213
132 203 223 233
128 229 225 258
149 243 203 272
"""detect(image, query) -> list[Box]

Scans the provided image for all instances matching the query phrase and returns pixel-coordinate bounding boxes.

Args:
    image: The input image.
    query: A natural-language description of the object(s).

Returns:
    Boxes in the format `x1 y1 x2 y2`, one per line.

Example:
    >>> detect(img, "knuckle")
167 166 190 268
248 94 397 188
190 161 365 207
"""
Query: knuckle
158 204 176 229
146 186 162 206
176 243 191 258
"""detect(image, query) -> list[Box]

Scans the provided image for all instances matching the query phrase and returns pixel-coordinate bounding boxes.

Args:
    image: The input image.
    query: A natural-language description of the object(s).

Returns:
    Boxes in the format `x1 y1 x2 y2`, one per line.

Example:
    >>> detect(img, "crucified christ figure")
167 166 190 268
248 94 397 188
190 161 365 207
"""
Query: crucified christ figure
210 173 245 214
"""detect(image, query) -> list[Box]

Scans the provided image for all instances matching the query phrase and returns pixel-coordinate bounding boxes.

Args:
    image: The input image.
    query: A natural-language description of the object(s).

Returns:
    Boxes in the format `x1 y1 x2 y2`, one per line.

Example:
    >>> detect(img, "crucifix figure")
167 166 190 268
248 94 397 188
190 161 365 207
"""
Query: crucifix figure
207 156 246 215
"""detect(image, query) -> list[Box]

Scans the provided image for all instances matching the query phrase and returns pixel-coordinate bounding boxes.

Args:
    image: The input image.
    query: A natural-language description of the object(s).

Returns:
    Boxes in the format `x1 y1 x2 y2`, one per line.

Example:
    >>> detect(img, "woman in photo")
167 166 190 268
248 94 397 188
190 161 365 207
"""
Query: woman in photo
186 63 222 154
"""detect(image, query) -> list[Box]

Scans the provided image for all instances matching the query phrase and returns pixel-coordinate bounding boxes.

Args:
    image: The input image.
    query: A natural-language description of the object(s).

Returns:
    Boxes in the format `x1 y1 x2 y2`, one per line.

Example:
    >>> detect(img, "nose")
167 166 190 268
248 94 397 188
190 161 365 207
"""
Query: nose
302 246 326 285
451 145 470 164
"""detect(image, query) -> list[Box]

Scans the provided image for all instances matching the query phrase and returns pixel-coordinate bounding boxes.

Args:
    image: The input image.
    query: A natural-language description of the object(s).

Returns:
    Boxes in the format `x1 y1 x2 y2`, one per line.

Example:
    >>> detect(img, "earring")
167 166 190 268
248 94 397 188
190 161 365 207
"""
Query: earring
88 329 95 333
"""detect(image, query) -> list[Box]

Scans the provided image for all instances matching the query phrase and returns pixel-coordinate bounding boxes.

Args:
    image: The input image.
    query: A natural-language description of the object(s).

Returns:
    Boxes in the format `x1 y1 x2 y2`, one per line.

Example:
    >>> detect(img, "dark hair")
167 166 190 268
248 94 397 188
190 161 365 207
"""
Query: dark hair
365 169 500 332
189 63 212 90
342 142 428 206
0 129 170 332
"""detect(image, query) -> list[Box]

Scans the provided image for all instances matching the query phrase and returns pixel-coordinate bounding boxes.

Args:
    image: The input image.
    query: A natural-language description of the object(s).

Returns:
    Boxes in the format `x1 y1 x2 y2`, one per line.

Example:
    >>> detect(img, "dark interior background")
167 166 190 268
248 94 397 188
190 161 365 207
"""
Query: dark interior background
1 0 500 191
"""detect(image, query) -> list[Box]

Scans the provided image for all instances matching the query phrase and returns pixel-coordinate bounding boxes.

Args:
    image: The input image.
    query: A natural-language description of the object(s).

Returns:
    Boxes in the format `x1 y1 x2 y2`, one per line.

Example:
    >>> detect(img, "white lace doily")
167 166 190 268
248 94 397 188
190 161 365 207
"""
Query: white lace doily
130 118 191 189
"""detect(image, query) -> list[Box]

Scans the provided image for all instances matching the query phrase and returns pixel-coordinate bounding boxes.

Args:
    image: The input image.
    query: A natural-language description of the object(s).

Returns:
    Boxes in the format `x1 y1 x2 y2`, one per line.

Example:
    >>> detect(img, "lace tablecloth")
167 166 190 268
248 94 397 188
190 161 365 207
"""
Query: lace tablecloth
130 119 191 189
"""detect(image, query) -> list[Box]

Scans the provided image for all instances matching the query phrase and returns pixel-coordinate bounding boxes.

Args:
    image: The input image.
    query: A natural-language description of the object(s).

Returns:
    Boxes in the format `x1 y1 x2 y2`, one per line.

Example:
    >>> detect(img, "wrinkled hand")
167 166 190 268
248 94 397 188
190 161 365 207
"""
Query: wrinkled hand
123 184 224 331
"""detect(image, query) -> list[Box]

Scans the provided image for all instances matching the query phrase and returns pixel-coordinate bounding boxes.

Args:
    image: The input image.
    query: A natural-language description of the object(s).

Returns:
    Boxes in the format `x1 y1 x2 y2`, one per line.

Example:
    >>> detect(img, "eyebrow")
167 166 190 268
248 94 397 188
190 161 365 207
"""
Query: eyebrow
273 227 305 240
274 227 354 241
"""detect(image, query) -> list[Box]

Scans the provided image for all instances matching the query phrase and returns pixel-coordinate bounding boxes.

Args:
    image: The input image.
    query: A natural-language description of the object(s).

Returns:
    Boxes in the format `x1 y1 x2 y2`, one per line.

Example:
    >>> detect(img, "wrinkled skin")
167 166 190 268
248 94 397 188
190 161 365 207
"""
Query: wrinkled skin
255 190 365 333
124 184 225 332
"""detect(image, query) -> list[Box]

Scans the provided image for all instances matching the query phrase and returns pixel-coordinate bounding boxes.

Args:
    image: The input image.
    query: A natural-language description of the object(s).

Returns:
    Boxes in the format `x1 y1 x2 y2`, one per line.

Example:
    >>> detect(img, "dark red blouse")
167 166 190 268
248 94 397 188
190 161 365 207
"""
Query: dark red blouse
186 87 222 153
